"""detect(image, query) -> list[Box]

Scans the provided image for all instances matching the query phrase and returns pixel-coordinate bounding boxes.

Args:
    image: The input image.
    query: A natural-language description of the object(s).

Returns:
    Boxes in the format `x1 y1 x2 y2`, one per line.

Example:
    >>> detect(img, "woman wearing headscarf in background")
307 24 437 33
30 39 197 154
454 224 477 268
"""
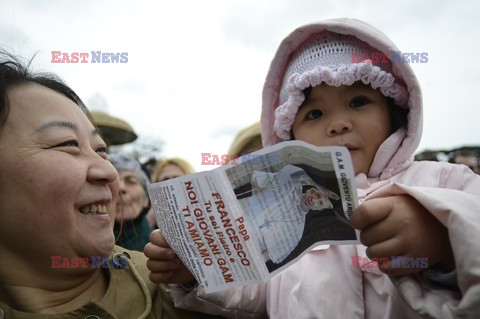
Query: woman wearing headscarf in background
110 153 153 251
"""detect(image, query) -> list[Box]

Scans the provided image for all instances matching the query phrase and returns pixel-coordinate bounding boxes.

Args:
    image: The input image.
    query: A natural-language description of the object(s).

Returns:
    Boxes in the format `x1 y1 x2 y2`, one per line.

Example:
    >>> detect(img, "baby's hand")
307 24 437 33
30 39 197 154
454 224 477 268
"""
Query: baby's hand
350 195 454 276
144 229 196 284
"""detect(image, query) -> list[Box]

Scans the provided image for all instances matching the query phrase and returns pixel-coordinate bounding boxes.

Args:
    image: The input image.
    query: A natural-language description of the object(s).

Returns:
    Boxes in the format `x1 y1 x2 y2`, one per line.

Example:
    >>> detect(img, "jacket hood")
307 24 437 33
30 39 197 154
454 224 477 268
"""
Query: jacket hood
261 18 423 179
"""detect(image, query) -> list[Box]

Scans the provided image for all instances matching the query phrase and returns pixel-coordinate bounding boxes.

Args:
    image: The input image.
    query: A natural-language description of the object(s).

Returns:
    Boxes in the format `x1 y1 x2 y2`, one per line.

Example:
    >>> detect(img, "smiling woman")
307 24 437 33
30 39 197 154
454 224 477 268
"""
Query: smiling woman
0 52 221 319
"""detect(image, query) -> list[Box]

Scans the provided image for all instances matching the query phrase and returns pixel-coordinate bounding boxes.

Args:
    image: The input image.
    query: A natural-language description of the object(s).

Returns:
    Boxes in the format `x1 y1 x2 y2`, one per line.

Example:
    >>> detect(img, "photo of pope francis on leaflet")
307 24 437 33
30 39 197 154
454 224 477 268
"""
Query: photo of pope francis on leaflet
232 163 357 272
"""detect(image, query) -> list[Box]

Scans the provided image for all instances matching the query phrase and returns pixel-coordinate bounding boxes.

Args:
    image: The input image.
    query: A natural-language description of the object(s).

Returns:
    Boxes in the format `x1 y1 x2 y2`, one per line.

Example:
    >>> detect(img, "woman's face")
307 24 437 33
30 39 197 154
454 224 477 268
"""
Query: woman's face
116 171 148 221
0 84 119 261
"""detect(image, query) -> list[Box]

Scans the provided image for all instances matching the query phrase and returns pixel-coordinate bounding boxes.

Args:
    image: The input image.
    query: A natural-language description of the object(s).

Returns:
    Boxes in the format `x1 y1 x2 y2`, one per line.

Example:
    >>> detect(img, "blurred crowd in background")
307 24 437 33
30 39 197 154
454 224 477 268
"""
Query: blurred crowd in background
415 146 479 174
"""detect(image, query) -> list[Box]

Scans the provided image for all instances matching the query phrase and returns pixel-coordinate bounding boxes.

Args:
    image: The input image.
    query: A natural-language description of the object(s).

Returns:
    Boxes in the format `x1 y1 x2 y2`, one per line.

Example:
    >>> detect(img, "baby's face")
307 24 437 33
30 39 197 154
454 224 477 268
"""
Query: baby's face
291 82 392 175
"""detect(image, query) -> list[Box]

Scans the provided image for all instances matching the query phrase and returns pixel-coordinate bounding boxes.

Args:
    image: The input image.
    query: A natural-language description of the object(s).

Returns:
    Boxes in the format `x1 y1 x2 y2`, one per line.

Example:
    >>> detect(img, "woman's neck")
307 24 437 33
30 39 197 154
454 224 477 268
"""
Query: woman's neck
0 254 108 314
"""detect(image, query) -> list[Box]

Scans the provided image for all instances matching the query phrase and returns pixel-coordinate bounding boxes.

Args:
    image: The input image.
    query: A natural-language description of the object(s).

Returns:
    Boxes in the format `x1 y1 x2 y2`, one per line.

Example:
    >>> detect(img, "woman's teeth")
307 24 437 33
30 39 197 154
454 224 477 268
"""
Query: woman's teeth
80 204 107 214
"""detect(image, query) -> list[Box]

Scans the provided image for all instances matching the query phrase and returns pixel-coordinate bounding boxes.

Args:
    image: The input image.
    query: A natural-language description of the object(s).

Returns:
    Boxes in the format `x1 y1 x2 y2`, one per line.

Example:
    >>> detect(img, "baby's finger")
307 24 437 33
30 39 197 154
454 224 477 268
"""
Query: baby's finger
149 229 169 247
144 242 176 260
359 219 397 246
350 197 393 230
146 257 180 273
365 237 406 260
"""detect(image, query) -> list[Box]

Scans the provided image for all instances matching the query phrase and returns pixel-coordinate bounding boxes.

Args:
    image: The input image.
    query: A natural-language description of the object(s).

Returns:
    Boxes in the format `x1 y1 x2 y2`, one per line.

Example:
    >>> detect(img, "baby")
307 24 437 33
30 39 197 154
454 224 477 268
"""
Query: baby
146 18 480 318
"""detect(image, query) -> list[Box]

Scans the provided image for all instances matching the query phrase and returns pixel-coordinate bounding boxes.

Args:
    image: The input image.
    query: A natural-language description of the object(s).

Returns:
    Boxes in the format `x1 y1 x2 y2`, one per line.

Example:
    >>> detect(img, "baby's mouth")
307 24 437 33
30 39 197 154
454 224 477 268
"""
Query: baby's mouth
79 204 108 215
343 144 358 152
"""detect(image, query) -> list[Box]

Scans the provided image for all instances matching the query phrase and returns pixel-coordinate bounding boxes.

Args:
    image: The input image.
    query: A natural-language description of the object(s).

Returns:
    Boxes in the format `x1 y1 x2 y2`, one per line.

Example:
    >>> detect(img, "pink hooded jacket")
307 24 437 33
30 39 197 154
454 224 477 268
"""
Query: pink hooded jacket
168 18 480 318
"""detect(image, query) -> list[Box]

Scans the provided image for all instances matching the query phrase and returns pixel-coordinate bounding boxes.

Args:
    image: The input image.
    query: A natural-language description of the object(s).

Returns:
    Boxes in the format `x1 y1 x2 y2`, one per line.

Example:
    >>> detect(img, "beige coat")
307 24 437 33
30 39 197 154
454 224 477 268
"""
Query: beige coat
0 246 223 319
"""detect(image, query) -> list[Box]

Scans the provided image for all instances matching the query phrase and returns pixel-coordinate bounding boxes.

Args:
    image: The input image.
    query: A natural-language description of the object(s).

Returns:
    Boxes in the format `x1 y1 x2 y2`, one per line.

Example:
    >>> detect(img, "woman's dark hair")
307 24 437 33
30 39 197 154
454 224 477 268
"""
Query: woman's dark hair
0 51 89 127
295 85 409 136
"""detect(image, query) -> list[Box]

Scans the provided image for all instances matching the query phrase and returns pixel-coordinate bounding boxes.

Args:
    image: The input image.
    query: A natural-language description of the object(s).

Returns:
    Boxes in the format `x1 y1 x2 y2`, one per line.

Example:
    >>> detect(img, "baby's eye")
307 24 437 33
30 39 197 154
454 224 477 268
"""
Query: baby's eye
349 97 369 108
306 109 323 119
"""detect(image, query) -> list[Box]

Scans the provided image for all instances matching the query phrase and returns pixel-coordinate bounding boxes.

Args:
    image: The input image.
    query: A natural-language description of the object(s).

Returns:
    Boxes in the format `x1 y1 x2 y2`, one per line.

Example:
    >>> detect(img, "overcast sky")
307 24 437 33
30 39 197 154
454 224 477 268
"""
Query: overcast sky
1 0 479 171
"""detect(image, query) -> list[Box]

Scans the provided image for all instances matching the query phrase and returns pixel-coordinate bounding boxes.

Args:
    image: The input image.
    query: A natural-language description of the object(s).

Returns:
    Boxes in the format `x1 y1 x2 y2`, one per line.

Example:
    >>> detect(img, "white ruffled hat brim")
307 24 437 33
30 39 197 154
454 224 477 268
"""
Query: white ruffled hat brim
274 61 408 140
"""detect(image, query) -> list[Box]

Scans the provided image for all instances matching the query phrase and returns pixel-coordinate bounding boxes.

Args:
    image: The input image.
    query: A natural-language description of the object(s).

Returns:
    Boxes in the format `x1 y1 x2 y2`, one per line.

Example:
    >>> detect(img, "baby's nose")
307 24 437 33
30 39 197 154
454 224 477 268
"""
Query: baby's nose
327 119 353 136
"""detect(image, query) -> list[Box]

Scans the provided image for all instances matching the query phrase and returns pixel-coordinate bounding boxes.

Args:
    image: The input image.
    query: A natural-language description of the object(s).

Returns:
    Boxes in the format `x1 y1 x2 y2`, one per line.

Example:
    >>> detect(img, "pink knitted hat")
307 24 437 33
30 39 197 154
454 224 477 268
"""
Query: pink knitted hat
273 31 408 141
261 19 423 179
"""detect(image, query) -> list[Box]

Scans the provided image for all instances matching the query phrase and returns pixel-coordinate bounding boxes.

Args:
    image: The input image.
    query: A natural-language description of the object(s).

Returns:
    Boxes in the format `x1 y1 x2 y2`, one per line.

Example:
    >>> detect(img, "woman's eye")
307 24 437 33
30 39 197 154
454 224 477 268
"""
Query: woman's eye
96 146 108 154
306 109 323 120
124 176 140 185
95 147 108 160
349 97 369 108
55 140 79 148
